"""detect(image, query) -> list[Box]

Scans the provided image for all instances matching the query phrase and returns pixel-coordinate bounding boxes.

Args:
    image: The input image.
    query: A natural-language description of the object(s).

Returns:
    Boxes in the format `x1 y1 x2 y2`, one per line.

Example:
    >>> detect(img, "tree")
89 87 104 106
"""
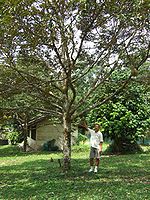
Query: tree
0 0 150 170
87 66 150 153
0 98 38 152
0 65 44 151
0 113 21 145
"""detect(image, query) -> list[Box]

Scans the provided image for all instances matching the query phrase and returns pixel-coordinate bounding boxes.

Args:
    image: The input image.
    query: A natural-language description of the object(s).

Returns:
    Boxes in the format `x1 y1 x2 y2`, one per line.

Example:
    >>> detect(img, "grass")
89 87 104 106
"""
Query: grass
0 144 150 200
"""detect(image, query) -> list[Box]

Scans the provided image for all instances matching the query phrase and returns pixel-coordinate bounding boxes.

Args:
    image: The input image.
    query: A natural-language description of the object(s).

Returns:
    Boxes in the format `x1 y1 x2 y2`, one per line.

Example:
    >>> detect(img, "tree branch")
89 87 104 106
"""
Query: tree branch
72 75 132 120
73 4 105 65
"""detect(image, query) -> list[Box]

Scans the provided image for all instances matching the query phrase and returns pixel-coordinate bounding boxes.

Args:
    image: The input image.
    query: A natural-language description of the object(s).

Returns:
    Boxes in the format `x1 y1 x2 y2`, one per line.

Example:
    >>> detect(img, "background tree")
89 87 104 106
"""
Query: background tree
0 0 149 170
87 65 150 153
0 65 46 151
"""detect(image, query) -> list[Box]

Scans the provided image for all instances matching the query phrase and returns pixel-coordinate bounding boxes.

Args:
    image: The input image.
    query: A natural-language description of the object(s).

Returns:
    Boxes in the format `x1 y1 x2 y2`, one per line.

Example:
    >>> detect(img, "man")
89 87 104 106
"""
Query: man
81 122 103 173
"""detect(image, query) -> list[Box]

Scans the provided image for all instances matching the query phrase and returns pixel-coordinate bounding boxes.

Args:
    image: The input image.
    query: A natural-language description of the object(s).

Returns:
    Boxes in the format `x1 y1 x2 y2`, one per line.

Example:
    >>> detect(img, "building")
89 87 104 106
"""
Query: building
26 116 78 151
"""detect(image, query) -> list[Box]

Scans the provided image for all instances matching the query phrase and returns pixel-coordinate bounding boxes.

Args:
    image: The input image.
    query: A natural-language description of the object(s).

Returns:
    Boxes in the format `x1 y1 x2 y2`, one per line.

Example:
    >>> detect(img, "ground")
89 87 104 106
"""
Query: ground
0 144 149 200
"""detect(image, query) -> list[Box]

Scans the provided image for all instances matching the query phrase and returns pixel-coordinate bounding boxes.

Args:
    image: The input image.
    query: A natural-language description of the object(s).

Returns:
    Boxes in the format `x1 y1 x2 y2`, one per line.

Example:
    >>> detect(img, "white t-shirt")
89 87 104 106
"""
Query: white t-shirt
88 128 103 149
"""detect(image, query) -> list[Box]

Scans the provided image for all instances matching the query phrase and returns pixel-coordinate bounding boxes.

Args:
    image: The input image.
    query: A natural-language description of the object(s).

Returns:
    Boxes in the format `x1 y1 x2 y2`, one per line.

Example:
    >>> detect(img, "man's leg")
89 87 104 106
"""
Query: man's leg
90 158 94 166
96 158 100 166
94 150 100 173
89 158 94 172
89 147 94 172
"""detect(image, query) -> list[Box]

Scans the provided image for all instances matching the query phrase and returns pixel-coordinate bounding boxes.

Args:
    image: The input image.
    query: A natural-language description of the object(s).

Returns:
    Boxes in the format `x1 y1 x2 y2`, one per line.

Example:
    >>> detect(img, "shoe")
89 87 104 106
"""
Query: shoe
94 167 98 173
89 167 94 172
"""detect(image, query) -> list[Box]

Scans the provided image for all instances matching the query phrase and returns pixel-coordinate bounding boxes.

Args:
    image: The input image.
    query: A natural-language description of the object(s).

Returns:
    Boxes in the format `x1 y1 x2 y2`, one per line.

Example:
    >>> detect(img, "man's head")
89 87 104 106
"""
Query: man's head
94 123 100 132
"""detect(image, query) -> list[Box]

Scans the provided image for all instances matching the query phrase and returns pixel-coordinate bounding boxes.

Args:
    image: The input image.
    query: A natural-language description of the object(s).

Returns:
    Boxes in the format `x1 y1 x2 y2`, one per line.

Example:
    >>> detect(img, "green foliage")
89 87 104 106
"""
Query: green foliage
76 133 88 145
0 114 23 144
1 122 21 144
105 140 143 154
87 68 150 153
5 131 20 145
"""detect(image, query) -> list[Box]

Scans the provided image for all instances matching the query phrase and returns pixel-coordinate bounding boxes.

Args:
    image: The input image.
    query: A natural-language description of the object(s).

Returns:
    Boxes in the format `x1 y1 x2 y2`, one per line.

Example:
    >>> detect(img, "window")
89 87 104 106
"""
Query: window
31 125 36 140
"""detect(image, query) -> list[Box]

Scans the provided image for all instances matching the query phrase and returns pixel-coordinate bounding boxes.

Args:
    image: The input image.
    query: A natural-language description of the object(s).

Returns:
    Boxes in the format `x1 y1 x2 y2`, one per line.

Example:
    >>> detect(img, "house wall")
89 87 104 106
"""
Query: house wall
34 119 78 150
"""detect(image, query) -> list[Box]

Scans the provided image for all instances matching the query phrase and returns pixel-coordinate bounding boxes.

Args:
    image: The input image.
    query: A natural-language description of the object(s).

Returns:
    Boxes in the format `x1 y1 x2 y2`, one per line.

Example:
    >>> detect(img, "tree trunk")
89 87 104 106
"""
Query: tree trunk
63 113 71 171
23 115 28 152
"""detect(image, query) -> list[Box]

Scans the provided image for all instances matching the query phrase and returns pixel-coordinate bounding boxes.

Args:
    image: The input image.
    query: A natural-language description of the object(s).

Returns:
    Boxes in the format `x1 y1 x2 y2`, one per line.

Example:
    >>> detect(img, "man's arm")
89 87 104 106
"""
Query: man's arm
99 142 103 153
99 132 103 153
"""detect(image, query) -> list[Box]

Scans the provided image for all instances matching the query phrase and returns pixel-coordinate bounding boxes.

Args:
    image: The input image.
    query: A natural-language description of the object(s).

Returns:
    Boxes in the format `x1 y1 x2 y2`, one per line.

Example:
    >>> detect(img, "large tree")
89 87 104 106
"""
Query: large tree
0 0 149 170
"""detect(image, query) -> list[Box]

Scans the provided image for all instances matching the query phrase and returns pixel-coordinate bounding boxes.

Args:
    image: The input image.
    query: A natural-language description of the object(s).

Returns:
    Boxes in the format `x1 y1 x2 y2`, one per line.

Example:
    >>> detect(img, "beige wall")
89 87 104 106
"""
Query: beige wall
33 119 78 150
37 120 62 140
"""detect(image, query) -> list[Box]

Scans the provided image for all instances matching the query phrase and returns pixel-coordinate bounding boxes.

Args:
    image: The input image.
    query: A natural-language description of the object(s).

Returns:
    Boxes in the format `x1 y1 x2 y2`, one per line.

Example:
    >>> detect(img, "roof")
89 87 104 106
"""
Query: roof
28 115 60 126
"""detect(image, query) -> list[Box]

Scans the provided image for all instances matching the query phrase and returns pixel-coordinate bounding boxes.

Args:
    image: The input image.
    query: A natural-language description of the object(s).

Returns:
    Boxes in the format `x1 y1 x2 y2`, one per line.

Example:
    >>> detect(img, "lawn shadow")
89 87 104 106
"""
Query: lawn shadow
0 153 150 200
0 145 61 158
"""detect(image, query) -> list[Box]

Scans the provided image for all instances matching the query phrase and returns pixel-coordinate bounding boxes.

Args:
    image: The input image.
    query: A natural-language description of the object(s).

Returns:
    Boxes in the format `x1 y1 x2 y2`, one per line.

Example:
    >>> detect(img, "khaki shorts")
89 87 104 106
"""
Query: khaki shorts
90 147 100 159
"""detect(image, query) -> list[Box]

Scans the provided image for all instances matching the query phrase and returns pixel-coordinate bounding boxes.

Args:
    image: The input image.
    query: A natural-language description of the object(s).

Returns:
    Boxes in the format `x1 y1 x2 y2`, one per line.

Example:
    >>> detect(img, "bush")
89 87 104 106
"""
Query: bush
76 133 88 145
43 139 59 151
5 131 20 145
105 140 143 154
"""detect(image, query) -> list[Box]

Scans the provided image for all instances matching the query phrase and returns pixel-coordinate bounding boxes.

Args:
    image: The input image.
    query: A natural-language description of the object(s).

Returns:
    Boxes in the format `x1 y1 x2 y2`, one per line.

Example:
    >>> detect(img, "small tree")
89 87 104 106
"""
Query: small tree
0 115 20 145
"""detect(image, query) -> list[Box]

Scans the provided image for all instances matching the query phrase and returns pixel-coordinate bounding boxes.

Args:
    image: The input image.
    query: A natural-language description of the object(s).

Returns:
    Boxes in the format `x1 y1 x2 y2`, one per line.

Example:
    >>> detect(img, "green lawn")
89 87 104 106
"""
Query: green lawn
0 144 149 200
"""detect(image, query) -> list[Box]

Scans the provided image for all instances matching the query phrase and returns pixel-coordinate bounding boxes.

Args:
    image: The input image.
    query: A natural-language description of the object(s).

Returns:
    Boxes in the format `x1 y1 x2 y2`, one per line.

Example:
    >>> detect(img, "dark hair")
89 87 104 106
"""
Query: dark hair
94 123 101 128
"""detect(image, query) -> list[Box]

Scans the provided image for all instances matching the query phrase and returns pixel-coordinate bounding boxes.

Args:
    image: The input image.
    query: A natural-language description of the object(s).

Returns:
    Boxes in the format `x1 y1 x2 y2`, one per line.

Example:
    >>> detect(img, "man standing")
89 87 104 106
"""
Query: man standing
81 123 103 173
